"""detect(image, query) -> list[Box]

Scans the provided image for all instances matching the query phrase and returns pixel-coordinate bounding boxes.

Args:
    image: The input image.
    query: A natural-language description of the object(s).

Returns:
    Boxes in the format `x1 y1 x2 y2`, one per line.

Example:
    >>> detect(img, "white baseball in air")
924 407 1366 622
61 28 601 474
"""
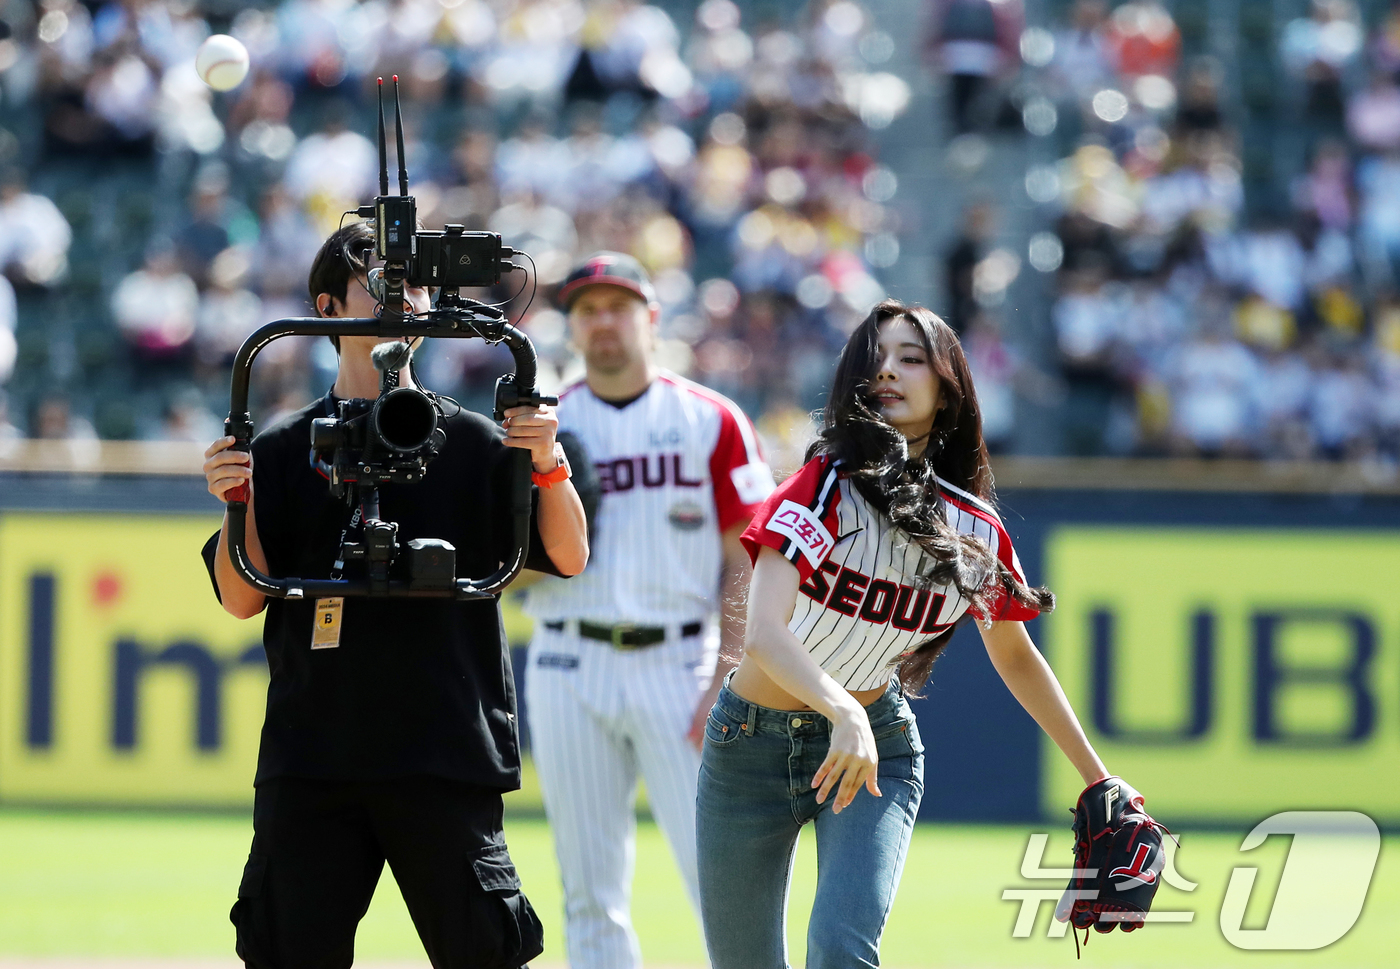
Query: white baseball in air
195 34 250 92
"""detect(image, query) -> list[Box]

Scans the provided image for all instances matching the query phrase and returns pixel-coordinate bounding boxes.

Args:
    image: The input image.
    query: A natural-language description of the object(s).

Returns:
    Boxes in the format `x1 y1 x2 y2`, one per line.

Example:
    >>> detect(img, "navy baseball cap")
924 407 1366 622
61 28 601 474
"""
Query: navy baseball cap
558 251 658 309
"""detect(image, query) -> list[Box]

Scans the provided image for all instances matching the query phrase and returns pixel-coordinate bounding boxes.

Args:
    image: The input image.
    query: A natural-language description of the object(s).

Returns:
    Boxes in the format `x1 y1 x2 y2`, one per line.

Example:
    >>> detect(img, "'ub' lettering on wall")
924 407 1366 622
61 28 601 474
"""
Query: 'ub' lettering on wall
1088 606 1378 747
1046 526 1400 824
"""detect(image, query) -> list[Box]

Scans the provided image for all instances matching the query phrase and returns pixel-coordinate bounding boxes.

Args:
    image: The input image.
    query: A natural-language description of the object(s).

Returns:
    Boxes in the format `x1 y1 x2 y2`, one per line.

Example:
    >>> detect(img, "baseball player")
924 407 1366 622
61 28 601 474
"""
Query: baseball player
522 252 775 969
694 299 1157 967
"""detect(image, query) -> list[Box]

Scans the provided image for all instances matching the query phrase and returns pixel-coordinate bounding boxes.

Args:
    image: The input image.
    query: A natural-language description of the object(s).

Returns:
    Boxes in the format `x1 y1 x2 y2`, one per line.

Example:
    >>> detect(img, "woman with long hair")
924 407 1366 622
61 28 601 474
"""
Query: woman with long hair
696 299 1120 967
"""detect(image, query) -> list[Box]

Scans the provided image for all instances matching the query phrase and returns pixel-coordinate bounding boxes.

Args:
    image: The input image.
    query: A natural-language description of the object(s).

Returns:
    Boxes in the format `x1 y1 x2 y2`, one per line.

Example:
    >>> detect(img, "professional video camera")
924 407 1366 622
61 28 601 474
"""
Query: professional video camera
310 340 446 497
222 76 557 601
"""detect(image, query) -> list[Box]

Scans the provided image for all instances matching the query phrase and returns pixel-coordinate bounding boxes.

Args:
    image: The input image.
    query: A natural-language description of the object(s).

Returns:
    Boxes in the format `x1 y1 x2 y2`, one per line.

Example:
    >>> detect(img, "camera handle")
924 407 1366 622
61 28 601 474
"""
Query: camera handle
223 314 549 601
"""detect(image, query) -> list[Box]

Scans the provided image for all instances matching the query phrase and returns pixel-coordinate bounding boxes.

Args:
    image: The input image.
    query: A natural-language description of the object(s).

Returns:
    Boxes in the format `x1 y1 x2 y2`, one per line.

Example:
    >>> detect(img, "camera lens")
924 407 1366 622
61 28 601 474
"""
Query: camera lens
372 388 438 453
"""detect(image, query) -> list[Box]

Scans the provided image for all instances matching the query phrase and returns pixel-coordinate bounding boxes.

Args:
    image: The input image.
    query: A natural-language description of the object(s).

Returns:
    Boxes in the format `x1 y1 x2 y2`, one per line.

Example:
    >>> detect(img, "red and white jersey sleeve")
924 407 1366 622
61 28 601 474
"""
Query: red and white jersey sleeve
524 371 774 626
740 454 842 582
935 478 1039 623
702 383 775 533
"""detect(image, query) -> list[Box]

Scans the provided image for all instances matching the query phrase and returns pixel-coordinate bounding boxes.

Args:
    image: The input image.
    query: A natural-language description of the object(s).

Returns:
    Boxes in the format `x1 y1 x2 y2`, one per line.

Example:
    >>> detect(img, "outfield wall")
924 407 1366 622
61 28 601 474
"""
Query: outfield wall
2 470 1398 827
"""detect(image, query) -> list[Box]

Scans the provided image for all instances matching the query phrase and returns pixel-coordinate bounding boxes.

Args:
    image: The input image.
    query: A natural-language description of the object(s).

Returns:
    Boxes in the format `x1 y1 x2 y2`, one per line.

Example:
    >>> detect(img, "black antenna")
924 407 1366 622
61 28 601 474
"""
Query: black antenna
376 77 389 197
393 75 408 197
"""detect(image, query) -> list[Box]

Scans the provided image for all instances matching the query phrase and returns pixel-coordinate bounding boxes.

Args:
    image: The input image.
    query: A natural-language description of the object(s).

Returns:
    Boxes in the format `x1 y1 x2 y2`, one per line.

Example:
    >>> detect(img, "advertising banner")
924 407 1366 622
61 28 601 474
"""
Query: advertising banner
1043 527 1400 824
0 513 266 806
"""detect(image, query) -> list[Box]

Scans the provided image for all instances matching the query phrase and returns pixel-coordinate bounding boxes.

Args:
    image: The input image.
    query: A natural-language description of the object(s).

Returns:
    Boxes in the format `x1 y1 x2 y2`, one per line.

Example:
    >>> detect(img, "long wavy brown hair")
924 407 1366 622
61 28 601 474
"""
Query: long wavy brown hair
808 298 1054 694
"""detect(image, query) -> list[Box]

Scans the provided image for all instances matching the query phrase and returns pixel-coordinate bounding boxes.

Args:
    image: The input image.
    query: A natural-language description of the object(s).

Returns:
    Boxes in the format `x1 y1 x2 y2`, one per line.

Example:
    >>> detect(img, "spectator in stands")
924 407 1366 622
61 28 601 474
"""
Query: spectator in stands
281 103 377 229
962 313 1018 451
944 199 994 335
0 168 71 289
91 0 208 69
156 387 221 444
1293 139 1355 232
1051 0 1114 104
1347 69 1400 153
686 0 754 114
248 185 321 296
591 0 683 102
1139 130 1243 236
195 248 264 376
495 112 573 210
176 166 257 289
1052 267 1122 455
82 46 159 155
228 69 298 175
488 192 578 285
1105 1 1179 81
1165 307 1259 457
111 240 199 366
1174 58 1225 135
1254 345 1315 458
1356 147 1400 285
560 105 636 214
273 0 364 94
1310 350 1374 459
477 0 584 112
922 0 1023 135
1281 0 1364 126
30 393 97 442
1207 214 1309 314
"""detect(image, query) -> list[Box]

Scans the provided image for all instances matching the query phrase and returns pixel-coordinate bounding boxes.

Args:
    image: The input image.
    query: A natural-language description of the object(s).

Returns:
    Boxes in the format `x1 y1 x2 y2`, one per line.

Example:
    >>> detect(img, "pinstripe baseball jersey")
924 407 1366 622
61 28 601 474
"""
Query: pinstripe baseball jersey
525 370 774 625
740 454 1040 691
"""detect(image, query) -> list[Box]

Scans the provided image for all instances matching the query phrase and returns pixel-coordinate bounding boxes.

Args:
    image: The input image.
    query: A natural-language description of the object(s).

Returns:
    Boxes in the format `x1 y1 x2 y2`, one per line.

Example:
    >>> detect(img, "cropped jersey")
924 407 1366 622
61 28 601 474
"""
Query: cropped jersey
740 454 1040 691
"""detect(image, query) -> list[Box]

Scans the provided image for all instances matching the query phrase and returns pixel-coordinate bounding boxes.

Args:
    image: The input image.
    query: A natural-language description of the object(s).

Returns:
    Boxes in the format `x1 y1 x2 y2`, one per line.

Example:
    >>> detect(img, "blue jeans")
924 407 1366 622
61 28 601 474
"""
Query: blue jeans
696 677 924 969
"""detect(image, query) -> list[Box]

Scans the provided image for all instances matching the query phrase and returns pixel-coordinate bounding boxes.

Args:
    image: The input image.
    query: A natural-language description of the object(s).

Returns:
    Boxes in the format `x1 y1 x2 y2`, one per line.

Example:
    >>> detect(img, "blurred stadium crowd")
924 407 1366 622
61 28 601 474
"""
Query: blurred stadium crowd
2 0 1400 471
0 0 911 474
1005 0 1400 461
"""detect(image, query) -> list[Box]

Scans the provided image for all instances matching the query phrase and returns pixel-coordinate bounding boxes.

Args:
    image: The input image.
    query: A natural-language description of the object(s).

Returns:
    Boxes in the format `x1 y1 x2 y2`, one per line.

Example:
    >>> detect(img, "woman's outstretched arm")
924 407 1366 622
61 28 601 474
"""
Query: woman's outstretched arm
978 620 1109 786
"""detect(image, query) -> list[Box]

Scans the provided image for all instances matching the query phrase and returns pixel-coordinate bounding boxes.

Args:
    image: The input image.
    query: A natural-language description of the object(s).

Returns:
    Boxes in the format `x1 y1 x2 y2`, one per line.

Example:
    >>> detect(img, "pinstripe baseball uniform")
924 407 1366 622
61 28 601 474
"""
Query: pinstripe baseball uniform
739 454 1038 689
524 370 774 969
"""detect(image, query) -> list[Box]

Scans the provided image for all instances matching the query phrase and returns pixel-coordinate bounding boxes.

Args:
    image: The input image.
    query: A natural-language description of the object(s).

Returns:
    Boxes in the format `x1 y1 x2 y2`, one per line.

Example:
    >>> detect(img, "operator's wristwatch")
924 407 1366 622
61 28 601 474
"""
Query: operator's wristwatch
531 442 572 488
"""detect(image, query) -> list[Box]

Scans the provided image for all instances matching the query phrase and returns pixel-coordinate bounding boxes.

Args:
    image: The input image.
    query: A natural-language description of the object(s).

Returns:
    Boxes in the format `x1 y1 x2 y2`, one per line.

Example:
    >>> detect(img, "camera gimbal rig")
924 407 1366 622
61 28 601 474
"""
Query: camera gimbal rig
222 77 557 601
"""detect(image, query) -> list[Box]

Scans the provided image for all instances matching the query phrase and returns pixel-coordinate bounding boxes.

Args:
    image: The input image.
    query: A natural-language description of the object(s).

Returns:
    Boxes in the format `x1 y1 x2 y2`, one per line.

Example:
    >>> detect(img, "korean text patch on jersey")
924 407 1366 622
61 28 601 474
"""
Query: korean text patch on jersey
766 499 836 569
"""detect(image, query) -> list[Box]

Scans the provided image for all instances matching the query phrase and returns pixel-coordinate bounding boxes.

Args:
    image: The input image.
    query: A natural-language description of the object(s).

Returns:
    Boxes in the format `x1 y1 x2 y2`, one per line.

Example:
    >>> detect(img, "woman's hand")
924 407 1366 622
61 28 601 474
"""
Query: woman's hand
204 436 252 502
811 701 882 813
502 404 560 471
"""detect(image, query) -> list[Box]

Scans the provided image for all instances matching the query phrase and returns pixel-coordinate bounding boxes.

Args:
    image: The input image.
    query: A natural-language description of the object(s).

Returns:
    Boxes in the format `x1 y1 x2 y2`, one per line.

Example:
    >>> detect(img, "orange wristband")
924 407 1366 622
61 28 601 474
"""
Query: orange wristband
531 443 572 488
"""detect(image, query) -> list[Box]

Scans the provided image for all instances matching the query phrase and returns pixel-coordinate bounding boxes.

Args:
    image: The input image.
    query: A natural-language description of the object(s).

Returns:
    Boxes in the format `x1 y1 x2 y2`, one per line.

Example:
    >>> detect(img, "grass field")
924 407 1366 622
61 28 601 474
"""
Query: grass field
1 798 1396 969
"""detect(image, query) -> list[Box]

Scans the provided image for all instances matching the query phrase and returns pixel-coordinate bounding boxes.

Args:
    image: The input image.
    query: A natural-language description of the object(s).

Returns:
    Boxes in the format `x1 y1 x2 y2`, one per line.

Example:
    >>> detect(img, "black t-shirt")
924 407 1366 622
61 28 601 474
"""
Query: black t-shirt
202 394 566 790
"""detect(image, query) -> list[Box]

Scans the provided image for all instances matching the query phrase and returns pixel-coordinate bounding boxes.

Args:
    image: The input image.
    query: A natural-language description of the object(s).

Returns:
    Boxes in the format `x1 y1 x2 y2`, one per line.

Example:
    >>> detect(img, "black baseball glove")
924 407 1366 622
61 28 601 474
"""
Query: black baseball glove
1055 776 1168 935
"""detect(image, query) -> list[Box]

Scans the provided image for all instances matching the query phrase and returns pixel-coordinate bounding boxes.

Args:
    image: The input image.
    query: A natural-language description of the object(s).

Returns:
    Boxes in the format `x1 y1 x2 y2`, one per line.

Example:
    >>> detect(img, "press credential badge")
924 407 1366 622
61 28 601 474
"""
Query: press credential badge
312 597 344 649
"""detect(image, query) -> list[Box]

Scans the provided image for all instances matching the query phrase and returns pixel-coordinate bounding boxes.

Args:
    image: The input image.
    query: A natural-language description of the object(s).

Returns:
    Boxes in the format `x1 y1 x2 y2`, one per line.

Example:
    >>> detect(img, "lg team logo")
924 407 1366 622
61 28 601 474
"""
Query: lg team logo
1100 785 1159 890
1107 843 1158 889
1004 811 1381 950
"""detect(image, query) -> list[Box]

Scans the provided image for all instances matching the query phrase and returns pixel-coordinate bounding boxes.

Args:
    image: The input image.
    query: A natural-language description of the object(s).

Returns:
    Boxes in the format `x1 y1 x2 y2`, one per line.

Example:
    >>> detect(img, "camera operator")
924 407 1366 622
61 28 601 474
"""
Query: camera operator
200 220 588 969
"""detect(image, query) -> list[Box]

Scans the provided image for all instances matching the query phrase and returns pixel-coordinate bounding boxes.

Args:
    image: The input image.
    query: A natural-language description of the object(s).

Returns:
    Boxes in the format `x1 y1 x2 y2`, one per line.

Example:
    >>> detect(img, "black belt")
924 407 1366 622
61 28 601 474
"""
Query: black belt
543 620 703 649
